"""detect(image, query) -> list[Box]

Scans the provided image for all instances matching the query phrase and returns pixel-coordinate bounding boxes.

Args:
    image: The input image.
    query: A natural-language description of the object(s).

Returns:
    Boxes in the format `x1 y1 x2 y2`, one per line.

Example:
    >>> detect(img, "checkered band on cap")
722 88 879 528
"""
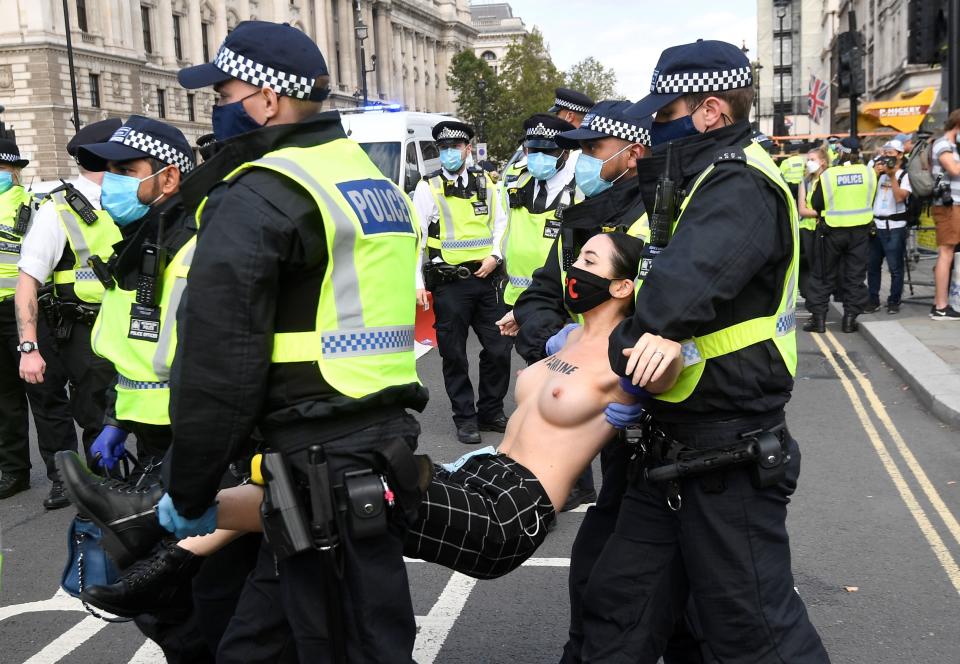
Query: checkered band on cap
436 127 470 142
587 115 651 147
652 66 752 94
0 153 21 163
109 128 195 173
526 123 560 140
555 97 591 114
214 46 315 100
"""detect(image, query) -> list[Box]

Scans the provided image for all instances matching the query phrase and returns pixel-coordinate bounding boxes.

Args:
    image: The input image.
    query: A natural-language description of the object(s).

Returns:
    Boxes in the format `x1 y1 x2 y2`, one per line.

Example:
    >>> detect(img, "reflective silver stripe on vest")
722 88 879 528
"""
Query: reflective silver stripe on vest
118 375 170 390
152 241 197 379
509 275 533 288
0 253 20 263
53 193 92 266
322 325 415 358
821 170 874 216
429 177 457 242
0 277 19 288
254 156 412 343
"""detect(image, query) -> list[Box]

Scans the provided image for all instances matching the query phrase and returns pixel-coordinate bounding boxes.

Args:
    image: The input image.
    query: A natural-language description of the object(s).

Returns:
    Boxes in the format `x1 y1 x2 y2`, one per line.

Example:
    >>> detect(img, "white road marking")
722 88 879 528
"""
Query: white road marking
568 503 594 512
22 616 107 664
413 572 477 664
404 556 570 567
128 639 165 663
0 589 80 621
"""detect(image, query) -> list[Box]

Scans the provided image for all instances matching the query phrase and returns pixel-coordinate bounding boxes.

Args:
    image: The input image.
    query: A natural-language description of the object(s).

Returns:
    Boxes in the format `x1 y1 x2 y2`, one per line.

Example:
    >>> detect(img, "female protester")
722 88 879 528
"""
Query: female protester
797 147 828 300
58 232 685 615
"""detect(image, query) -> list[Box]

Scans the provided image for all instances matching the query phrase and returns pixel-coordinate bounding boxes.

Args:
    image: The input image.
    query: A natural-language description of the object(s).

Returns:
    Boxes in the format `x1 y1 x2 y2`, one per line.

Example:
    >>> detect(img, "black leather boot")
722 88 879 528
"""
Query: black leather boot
841 314 859 333
802 313 826 333
55 451 166 569
81 540 203 618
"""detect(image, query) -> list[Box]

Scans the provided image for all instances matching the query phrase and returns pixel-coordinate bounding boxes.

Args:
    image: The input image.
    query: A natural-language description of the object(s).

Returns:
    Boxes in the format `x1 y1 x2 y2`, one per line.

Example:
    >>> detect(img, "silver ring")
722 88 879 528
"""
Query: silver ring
652 350 664 358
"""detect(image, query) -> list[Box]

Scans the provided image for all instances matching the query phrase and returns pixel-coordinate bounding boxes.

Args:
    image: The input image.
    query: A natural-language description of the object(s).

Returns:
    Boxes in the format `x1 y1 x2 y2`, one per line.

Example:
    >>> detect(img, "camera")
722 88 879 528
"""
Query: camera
934 175 954 207
876 155 898 169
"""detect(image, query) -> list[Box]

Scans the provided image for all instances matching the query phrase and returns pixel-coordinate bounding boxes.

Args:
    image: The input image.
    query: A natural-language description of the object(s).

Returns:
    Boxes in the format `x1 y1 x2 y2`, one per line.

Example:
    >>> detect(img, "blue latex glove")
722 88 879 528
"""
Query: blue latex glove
90 425 128 470
545 323 580 356
604 379 651 428
156 493 218 539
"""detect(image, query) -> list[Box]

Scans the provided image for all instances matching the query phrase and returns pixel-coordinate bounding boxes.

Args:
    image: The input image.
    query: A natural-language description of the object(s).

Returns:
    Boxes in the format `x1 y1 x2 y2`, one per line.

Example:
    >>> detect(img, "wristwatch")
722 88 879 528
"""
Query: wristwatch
494 256 503 267
17 341 38 354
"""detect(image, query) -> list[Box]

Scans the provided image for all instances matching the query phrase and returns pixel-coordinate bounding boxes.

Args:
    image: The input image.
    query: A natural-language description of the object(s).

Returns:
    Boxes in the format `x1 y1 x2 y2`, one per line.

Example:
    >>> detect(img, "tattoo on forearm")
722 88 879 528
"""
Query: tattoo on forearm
15 300 37 338
545 355 578 375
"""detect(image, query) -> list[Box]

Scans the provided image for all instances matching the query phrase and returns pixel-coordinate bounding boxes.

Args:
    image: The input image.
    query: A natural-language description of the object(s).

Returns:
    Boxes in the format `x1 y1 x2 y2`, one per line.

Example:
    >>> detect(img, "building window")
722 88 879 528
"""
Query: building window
773 36 791 65
141 6 153 54
481 50 496 62
89 73 100 107
173 15 183 60
157 88 166 118
201 23 211 62
187 93 195 122
76 0 89 32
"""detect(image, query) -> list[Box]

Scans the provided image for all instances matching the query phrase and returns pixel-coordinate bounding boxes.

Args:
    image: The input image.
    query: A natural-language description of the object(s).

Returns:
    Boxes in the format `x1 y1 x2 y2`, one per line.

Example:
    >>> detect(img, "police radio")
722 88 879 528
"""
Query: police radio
136 243 165 306
13 203 33 235
637 143 678 281
62 187 98 225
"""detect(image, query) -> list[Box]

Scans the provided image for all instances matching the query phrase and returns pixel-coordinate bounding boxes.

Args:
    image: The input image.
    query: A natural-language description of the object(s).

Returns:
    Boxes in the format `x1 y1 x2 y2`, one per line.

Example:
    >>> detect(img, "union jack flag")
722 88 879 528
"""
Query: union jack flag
808 75 828 123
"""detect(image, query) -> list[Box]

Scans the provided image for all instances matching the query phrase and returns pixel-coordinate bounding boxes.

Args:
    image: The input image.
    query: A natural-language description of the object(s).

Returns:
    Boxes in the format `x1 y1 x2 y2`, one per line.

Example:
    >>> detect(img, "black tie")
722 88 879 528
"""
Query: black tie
533 183 548 214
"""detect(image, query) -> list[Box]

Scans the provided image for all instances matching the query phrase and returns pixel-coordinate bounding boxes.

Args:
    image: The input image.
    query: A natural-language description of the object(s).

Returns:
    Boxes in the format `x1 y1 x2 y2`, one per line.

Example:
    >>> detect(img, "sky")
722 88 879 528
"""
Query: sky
500 0 758 101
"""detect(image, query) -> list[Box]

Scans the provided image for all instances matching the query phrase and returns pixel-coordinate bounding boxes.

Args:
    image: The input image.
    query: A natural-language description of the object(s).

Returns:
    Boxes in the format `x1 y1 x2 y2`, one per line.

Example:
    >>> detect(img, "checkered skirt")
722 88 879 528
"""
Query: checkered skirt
404 454 556 580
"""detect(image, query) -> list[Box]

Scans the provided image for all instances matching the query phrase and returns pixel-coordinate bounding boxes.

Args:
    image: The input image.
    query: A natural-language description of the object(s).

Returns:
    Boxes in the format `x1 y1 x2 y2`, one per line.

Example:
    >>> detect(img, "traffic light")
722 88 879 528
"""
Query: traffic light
908 0 947 65
836 31 865 98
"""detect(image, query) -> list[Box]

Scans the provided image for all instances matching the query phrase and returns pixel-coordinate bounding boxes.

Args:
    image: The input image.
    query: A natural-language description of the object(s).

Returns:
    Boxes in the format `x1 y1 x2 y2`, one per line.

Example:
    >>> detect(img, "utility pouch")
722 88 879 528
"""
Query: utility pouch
343 470 386 540
260 452 314 561
748 430 788 489
374 437 431 524
38 292 61 330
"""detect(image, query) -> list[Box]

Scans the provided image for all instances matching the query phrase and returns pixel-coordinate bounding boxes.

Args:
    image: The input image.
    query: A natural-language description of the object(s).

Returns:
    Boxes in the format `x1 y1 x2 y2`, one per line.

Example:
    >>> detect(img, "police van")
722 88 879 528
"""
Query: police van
340 108 462 194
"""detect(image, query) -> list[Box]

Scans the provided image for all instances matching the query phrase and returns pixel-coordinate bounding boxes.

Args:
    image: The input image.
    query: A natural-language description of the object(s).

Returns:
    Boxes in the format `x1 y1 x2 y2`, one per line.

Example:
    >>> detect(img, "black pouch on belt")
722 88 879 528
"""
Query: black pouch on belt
374 438 433 525
748 430 789 489
343 470 387 540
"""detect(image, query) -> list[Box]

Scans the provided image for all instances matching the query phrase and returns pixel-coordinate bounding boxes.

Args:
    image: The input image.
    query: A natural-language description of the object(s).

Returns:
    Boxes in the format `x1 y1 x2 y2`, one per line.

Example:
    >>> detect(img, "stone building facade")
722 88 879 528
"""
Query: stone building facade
470 1 527 76
0 0 478 181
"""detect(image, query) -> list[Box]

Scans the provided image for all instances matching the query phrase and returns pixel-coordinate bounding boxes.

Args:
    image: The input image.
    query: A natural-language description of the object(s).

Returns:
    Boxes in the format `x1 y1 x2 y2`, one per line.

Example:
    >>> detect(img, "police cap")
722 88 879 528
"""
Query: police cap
178 21 330 102
0 138 28 168
556 100 651 149
77 115 195 174
432 121 474 146
523 113 575 150
549 88 595 115
630 39 752 118
838 136 860 153
66 118 124 158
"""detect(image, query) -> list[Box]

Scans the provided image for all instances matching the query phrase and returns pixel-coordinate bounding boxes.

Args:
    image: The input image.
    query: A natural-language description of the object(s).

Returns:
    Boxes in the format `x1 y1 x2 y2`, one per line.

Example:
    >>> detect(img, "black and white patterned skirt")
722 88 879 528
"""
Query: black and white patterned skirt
403 453 556 580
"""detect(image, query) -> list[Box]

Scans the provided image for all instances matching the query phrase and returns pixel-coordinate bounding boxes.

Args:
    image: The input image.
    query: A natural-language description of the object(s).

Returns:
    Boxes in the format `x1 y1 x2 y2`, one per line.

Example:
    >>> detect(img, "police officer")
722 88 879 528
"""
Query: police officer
585 40 829 662
164 21 427 661
16 119 124 481
779 151 806 199
500 113 579 308
414 120 511 444
804 136 877 333
0 139 76 504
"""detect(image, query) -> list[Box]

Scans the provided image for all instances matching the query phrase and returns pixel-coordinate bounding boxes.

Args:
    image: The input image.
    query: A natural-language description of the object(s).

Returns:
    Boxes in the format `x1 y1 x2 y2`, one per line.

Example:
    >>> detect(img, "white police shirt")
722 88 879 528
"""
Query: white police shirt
19 174 102 283
872 169 911 229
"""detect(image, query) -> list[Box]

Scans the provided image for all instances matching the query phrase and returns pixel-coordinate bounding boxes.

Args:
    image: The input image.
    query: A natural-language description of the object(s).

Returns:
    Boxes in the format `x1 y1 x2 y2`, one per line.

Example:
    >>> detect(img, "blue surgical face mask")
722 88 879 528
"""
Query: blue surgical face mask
650 115 700 146
575 144 634 198
101 169 164 226
440 147 465 172
212 91 264 142
0 172 13 195
527 151 561 181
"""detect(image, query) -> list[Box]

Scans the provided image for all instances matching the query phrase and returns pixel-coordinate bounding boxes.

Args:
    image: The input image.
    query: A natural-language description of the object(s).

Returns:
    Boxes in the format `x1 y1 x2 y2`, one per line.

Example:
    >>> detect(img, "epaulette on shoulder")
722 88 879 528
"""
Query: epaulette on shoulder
423 169 442 180
713 147 747 165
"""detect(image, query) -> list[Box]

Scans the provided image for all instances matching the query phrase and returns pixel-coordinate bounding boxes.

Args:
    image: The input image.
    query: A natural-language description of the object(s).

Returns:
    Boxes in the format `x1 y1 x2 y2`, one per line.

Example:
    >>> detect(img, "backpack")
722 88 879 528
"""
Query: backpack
899 170 923 227
906 136 935 199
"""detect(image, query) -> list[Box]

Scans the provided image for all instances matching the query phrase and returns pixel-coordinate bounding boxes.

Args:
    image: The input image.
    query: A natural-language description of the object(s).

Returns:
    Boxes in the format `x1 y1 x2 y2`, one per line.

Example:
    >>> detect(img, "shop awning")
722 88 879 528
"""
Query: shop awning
860 88 938 133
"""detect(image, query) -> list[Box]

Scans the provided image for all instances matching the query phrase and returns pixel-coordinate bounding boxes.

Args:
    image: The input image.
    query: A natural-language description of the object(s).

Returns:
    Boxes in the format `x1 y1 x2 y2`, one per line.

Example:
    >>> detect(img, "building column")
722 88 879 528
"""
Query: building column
314 0 332 60
373 2 390 99
214 1 228 46
337 0 357 95
437 42 452 113
393 23 404 105
403 28 416 110
426 38 438 111
156 0 176 66
188 2 204 66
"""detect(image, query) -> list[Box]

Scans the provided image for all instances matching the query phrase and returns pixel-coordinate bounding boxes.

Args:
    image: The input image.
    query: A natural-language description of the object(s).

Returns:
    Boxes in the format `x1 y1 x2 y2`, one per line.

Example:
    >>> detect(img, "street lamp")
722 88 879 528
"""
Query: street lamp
477 78 487 144
354 19 377 107
774 0 790 136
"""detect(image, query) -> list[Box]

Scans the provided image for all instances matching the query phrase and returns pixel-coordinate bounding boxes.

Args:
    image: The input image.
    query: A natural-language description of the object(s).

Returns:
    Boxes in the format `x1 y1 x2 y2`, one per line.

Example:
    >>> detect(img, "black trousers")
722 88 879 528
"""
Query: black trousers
798 228 816 299
432 274 512 424
805 225 871 317
56 320 117 450
580 416 830 664
220 413 422 663
0 299 76 481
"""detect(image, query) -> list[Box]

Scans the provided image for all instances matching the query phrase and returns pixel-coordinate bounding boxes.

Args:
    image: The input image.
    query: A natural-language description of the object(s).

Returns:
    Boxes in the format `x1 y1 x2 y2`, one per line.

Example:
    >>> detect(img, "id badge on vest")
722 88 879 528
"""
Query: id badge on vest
543 218 561 239
472 201 489 216
129 303 161 342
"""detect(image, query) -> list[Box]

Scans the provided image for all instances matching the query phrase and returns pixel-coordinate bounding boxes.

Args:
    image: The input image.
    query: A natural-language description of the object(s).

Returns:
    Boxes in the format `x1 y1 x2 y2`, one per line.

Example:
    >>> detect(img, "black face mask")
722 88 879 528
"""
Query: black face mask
564 266 613 314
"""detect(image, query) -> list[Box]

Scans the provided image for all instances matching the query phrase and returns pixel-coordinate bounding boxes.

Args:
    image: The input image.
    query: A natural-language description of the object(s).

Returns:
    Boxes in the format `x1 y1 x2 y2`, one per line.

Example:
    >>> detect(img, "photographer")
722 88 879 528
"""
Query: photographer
867 140 911 314
930 109 960 319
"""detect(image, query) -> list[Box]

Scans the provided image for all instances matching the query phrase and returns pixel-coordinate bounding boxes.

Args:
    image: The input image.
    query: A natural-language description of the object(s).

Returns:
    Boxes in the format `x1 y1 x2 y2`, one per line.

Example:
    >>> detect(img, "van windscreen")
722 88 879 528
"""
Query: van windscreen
359 142 401 185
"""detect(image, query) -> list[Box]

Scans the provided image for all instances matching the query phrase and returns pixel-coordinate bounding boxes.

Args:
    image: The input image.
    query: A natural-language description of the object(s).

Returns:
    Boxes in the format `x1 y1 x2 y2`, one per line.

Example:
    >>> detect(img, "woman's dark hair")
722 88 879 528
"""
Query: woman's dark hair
605 231 645 280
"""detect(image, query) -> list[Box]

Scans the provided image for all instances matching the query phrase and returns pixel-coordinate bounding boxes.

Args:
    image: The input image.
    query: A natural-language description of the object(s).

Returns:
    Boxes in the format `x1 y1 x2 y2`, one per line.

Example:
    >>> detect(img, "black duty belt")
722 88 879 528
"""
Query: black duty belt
54 301 100 326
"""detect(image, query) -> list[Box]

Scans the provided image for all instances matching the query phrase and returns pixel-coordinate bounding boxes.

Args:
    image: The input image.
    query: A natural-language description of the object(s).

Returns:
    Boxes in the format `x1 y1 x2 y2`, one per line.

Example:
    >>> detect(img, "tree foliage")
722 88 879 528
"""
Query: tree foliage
566 57 620 102
446 49 503 152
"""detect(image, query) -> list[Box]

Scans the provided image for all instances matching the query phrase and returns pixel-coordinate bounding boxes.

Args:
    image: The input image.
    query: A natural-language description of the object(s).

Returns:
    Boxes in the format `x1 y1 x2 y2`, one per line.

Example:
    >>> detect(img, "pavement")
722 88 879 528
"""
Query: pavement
821 260 960 428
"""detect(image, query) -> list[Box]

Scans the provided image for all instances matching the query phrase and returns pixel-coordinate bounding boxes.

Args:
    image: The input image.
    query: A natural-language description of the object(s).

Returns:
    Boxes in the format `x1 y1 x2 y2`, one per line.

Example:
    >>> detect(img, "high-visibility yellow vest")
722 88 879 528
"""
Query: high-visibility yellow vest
501 171 581 306
0 186 33 300
653 142 799 404
90 237 195 425
424 170 496 265
799 178 818 231
818 163 877 228
50 190 122 303
214 140 420 399
779 155 805 185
